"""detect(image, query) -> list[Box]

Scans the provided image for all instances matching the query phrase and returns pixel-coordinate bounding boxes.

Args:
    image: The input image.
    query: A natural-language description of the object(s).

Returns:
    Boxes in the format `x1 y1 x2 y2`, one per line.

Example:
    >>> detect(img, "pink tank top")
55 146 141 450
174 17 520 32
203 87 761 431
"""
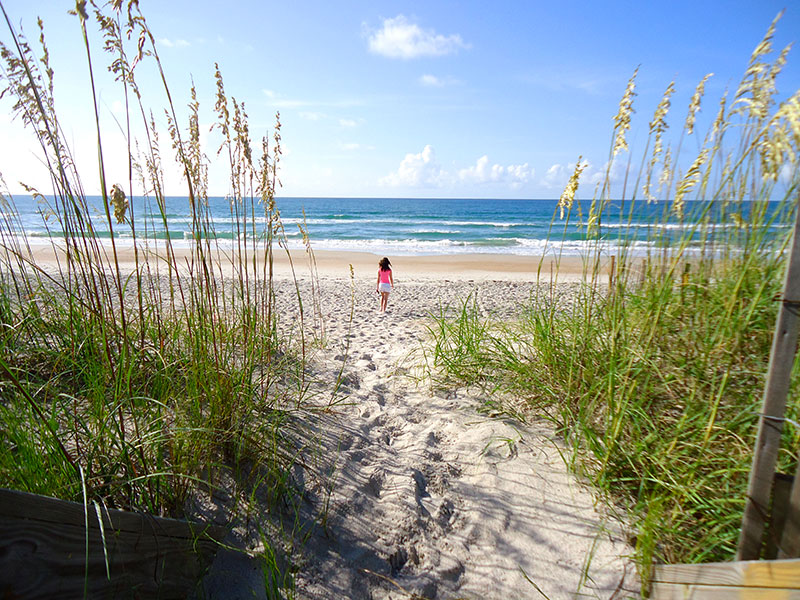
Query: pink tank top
379 268 391 283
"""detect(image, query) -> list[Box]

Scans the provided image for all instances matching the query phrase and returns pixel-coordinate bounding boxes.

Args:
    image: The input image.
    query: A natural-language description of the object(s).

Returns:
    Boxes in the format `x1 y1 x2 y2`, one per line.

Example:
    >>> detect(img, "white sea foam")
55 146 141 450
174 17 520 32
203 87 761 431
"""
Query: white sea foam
441 220 519 227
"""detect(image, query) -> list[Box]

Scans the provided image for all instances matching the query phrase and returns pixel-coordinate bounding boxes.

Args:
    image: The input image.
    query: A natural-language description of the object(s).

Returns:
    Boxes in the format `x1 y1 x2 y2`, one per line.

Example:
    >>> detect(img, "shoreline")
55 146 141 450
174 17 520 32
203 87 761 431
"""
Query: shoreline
23 244 614 283
6 243 638 597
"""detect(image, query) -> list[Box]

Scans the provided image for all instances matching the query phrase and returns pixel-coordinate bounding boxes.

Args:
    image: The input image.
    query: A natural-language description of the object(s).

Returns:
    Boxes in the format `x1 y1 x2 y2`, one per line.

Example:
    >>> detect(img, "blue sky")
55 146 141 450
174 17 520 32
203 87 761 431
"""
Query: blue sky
1 0 798 199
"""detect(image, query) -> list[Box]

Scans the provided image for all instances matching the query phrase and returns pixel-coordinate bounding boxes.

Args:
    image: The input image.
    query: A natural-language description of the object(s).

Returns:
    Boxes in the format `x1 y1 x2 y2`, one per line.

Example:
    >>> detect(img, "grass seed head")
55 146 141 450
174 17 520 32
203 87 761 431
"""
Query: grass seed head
658 146 672 194
613 68 639 156
557 157 586 219
685 74 713 135
710 93 728 143
643 82 675 202
731 212 747 228
673 149 708 218
776 90 800 146
649 81 675 137
109 183 128 224
733 13 788 122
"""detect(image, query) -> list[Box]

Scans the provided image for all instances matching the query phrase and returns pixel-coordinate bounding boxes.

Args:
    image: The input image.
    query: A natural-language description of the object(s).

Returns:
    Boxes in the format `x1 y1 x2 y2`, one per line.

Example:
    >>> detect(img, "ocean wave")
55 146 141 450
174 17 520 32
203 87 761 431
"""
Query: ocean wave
441 220 519 228
11 232 741 258
288 237 660 256
596 221 746 231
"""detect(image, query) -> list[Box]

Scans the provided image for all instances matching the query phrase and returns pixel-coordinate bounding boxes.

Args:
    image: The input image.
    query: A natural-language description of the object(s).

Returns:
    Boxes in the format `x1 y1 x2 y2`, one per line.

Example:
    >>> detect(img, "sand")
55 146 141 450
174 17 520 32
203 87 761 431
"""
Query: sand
190 250 638 600
25 244 603 283
21 245 637 598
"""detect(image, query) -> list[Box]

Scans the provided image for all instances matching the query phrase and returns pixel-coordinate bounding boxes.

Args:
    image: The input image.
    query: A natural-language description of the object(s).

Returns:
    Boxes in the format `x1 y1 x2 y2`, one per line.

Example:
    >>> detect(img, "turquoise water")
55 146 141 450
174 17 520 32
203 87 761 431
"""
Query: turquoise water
9 196 791 256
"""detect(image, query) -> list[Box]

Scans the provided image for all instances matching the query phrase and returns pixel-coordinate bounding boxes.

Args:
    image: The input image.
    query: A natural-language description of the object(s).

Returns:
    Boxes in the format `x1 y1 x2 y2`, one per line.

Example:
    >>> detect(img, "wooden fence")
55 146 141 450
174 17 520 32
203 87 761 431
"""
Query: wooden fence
0 487 226 599
651 558 800 599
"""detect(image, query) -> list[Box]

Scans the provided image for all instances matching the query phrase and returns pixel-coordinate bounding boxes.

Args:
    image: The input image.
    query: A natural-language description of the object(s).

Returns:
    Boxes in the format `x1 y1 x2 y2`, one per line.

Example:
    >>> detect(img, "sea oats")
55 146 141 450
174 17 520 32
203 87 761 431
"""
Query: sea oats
557 157 586 219
776 90 800 145
685 74 713 135
649 82 675 137
733 12 788 122
759 122 794 182
756 90 800 181
613 68 638 156
643 82 675 202
710 93 728 143
657 146 672 195
71 0 88 21
585 192 604 237
673 149 708 218
751 11 781 63
213 64 231 144
109 183 128 224
719 153 735 208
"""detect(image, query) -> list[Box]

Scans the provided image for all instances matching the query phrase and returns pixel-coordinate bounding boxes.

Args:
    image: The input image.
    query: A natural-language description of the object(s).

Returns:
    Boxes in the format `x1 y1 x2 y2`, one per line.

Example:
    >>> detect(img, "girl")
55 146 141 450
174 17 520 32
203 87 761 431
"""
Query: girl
376 257 394 312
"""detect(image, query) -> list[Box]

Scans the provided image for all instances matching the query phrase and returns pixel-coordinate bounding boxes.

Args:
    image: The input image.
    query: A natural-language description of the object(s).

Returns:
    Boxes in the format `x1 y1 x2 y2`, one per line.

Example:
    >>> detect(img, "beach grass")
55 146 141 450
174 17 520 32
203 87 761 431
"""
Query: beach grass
2 1 799 596
0 3 317 589
424 13 800 583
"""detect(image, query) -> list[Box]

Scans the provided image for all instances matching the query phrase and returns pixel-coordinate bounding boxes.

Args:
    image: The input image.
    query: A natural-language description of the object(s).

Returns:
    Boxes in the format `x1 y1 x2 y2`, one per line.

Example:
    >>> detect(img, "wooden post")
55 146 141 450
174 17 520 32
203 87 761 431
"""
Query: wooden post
765 473 794 559
737 198 800 560
609 255 616 290
779 460 800 558
681 263 690 305
641 257 649 289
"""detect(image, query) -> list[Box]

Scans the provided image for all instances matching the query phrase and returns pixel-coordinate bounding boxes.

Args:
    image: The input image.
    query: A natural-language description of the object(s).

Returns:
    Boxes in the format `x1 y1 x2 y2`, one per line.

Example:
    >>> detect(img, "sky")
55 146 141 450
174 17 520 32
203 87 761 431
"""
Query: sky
0 0 799 199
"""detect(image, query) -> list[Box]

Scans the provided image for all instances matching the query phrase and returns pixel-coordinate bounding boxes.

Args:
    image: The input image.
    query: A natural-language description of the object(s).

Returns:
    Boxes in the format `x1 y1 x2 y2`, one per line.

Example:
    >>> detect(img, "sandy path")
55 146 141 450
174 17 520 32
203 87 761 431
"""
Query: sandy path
200 275 637 599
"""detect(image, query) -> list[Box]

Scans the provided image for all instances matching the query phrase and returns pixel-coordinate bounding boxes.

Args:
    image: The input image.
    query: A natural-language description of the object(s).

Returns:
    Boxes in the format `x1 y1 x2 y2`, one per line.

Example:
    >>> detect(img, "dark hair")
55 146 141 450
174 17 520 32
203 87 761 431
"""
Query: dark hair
379 257 391 271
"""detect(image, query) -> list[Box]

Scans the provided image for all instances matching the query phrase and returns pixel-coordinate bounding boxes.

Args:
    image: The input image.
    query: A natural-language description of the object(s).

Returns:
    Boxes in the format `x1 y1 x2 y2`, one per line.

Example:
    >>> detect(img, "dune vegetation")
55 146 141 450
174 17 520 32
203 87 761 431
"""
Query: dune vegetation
0 3 322 568
424 13 800 579
1 0 799 595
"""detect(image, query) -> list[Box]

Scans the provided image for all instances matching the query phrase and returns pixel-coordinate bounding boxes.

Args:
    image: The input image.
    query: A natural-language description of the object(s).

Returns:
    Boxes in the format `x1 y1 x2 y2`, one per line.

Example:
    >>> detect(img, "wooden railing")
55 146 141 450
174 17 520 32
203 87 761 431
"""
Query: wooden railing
0 487 226 599
651 558 800 599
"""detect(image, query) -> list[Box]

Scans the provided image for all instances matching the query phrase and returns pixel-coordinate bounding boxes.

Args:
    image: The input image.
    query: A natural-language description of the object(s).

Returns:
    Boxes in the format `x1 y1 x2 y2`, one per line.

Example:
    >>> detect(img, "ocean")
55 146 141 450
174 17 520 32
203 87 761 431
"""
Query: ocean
7 196 791 257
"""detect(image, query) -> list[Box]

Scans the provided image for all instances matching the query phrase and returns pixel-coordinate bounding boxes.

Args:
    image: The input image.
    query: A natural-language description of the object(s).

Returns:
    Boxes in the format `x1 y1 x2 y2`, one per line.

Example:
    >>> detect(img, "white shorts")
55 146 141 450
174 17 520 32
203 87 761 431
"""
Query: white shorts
379 283 392 293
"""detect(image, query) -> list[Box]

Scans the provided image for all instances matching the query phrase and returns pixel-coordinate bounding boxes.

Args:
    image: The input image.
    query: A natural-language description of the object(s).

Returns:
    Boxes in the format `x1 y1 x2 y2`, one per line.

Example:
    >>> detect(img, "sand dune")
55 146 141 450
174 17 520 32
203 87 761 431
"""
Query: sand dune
199 264 638 599
19 244 636 597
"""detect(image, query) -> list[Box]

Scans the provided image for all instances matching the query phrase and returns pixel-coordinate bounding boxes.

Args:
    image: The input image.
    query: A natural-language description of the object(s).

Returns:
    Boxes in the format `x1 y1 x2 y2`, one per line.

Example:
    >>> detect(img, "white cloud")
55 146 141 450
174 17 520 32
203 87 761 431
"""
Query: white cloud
299 111 326 121
380 145 447 187
158 38 190 48
367 15 468 59
340 142 374 151
381 148 534 190
779 162 796 185
541 163 571 190
458 155 532 187
420 74 443 87
262 91 365 109
419 74 461 87
339 118 358 128
541 158 624 193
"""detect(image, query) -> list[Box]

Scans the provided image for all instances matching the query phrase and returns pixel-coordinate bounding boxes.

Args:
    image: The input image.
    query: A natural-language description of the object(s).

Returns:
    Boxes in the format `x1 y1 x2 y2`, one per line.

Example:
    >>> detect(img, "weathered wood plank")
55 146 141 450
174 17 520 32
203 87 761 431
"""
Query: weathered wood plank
738 197 800 560
0 488 226 599
0 487 210 537
652 559 800 589
651 583 800 599
766 473 794 559
779 459 800 558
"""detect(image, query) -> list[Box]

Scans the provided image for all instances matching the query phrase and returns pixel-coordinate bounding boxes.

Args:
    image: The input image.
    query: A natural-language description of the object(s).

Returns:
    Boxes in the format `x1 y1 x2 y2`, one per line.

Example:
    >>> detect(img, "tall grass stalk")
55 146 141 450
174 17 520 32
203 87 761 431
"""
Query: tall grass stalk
424 15 800 581
0 0 317 538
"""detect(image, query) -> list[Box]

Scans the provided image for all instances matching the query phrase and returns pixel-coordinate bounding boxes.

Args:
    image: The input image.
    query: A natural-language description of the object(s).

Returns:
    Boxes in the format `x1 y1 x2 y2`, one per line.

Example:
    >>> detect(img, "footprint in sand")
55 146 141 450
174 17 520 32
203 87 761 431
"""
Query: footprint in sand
366 467 384 498
388 546 408 575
